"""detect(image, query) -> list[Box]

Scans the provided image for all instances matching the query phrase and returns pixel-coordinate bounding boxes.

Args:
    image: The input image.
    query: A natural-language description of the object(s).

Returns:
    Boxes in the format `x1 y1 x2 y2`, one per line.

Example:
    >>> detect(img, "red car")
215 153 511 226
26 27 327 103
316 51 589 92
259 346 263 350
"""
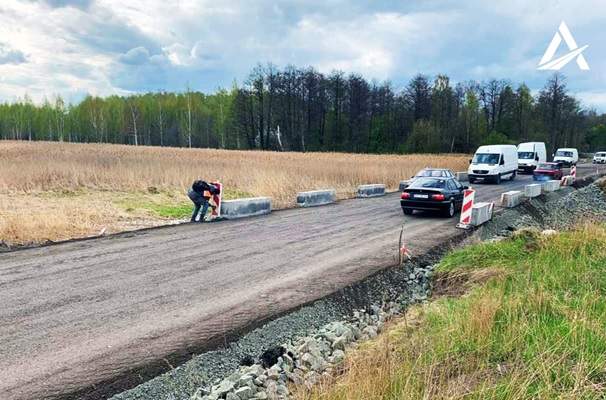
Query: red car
533 162 563 181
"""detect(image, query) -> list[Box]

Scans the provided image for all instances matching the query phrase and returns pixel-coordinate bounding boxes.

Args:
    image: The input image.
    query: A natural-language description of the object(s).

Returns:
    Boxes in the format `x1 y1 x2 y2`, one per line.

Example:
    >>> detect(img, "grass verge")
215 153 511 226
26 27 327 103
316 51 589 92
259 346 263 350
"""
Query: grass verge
296 224 606 399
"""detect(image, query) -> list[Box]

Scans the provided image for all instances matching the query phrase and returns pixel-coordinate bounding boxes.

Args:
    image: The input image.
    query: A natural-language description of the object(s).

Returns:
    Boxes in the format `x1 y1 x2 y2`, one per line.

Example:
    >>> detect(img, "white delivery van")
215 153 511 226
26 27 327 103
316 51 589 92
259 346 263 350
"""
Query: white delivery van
468 145 518 184
553 148 579 167
517 142 547 172
593 152 606 164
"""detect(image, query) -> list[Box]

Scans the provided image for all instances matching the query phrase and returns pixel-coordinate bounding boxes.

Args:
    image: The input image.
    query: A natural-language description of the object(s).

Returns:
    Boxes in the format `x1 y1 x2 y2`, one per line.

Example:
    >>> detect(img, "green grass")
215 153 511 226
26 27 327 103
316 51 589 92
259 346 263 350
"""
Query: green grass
116 188 254 219
301 225 606 400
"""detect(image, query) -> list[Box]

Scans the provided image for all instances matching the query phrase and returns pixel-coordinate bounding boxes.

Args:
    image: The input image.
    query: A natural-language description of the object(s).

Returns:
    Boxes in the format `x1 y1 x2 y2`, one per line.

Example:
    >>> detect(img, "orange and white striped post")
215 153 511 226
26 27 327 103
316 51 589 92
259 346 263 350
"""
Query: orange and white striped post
456 187 475 229
209 181 222 219
571 165 577 179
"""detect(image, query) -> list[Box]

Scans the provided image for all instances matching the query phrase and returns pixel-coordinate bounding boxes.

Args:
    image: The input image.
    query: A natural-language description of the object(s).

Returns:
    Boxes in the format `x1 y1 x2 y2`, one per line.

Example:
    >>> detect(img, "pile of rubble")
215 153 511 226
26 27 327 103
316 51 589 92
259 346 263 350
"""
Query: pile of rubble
191 264 435 400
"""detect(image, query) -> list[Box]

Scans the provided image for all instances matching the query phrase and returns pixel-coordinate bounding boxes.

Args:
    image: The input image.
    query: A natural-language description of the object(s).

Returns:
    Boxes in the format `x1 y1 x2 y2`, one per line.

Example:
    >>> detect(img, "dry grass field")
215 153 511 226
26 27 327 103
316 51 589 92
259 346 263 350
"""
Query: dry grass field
0 141 468 246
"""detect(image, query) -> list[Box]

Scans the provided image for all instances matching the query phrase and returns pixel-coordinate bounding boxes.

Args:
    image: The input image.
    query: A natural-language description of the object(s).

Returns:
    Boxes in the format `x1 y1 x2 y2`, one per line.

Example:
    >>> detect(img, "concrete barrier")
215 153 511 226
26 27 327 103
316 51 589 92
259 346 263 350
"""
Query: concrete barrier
456 171 469 182
542 180 561 193
357 184 386 198
561 175 575 186
296 189 336 207
501 190 523 208
398 180 411 191
471 202 493 226
524 184 542 198
220 197 271 220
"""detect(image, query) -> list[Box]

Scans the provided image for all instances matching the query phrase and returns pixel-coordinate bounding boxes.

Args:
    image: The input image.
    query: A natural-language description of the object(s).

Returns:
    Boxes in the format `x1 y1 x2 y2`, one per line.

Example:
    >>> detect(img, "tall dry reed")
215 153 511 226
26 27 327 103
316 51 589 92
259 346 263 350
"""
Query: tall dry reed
0 141 468 207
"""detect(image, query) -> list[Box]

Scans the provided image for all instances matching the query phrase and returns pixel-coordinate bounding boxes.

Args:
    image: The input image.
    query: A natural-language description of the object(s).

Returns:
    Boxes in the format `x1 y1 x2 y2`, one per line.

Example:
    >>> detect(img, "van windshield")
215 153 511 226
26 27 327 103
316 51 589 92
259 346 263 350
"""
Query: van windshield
518 152 535 159
556 150 573 157
472 153 500 165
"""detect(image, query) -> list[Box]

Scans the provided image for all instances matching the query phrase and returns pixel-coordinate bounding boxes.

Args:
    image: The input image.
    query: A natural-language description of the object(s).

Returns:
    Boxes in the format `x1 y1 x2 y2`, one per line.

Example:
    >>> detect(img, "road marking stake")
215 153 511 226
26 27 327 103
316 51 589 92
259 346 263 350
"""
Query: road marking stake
210 181 222 219
398 223 412 265
456 187 475 230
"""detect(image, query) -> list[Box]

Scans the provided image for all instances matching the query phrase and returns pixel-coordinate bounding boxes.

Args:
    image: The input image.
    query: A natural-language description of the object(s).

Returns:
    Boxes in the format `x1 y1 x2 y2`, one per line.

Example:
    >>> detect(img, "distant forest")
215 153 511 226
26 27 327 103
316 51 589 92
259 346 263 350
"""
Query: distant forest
1 65 606 155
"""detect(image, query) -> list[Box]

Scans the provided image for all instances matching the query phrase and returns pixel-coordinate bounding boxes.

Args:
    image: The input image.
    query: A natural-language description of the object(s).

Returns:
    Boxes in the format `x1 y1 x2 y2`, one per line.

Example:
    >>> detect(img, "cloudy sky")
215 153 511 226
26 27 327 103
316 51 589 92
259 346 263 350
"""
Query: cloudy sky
0 0 605 109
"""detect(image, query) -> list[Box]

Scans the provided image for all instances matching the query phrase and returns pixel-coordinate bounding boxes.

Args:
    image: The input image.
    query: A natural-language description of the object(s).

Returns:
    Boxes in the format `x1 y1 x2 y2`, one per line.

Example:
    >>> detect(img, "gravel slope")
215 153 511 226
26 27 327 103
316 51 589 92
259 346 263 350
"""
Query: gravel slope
0 166 597 400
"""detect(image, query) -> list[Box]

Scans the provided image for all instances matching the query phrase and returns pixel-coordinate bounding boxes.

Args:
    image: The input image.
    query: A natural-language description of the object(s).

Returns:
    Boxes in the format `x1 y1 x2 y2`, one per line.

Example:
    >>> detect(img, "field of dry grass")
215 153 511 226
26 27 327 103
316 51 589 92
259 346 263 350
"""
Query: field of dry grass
0 140 468 245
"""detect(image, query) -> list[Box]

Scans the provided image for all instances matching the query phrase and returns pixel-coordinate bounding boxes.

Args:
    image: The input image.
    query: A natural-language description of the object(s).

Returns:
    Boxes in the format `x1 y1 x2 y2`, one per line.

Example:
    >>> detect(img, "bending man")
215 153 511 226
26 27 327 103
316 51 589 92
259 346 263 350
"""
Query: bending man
188 180 218 222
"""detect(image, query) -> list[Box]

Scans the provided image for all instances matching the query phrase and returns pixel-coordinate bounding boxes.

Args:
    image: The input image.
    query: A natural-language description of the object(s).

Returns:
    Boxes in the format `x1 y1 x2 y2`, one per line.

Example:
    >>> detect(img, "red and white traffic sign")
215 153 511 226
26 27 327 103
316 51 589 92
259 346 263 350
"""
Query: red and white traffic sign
456 187 475 229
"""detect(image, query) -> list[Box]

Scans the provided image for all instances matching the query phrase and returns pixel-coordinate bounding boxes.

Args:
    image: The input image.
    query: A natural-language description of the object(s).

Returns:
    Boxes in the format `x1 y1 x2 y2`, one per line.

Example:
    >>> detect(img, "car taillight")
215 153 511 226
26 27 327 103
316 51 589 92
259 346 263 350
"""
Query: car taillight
431 194 445 201
401 192 411 199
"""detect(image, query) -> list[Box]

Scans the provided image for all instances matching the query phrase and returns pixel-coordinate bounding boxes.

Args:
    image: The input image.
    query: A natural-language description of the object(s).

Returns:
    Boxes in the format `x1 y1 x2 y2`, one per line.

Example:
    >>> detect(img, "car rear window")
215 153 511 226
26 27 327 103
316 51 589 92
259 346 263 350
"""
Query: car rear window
416 170 444 177
409 178 446 189
538 163 556 170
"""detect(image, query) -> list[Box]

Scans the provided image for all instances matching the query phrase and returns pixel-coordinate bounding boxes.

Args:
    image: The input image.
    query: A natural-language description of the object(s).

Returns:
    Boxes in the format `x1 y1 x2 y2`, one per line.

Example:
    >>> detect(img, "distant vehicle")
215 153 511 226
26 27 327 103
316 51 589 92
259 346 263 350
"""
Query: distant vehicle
517 142 547 172
468 145 518 184
400 176 467 218
400 168 455 189
553 148 578 167
533 162 564 181
593 152 606 164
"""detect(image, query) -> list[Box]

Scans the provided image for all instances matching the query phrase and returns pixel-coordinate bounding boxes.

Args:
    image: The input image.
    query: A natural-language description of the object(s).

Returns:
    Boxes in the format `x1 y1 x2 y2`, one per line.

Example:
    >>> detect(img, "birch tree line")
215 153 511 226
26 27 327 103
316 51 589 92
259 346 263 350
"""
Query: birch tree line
1 66 605 154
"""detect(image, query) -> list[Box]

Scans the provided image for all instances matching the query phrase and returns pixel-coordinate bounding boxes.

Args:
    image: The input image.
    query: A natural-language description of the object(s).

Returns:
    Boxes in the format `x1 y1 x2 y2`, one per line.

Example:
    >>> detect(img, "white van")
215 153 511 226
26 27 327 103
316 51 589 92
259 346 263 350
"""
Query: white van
468 145 518 184
593 152 606 164
553 148 579 167
517 142 547 172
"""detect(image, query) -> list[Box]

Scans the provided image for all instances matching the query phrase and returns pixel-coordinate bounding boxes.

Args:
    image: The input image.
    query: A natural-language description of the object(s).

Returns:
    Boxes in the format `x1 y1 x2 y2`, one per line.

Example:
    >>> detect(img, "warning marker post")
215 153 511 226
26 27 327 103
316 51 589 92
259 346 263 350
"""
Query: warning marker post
209 181 223 219
456 187 475 230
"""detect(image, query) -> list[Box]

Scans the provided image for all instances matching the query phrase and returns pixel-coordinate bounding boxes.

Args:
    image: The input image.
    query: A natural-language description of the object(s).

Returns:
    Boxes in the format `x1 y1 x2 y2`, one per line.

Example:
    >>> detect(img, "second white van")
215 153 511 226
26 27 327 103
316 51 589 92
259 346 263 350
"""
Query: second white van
468 145 519 184
517 142 547 172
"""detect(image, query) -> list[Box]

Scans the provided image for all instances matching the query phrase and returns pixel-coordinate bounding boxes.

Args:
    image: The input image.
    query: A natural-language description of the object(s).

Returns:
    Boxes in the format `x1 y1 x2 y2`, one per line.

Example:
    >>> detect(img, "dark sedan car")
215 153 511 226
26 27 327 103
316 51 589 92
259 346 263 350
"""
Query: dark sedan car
400 177 467 218
533 162 563 181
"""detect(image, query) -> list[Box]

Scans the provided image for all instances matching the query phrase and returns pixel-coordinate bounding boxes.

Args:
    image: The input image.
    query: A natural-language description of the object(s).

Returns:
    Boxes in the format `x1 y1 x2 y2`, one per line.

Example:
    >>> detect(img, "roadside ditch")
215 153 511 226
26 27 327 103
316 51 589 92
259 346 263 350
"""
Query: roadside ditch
113 177 606 400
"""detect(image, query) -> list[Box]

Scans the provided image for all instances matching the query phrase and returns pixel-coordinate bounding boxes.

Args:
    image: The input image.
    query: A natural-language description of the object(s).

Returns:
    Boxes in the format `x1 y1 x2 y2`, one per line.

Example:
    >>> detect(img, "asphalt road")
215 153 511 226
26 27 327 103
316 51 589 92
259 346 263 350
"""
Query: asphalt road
0 165 598 400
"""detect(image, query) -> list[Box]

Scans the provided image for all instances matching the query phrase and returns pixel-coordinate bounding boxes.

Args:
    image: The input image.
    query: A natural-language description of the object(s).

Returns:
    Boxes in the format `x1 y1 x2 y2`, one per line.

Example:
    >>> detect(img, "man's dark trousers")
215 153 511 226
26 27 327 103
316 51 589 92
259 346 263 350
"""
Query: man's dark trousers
188 189 209 222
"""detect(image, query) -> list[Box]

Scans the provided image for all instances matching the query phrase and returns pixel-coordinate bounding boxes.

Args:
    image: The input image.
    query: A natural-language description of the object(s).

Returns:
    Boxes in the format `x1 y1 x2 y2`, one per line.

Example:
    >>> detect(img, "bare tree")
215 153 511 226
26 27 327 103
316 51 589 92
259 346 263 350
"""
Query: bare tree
127 99 139 146
185 86 193 148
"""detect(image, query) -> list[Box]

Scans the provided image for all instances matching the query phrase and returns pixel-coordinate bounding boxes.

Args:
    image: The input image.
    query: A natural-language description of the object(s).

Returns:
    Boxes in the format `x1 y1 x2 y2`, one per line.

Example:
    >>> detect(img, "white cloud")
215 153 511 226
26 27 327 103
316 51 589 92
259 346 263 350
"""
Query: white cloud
119 47 151 65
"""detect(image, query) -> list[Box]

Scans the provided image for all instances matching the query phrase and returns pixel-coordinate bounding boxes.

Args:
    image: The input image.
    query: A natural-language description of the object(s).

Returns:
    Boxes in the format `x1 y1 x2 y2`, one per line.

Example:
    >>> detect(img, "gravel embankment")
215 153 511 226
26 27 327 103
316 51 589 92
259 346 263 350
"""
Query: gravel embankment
479 184 606 239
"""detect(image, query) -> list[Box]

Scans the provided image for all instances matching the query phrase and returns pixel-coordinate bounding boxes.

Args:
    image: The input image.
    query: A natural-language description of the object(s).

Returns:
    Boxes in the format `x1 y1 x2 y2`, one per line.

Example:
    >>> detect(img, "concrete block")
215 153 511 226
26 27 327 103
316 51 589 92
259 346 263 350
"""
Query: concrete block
296 189 336 207
471 202 493 226
456 171 469 182
220 197 271 220
357 184 386 198
541 180 561 193
399 180 411 191
500 190 523 208
524 184 542 198
561 175 575 186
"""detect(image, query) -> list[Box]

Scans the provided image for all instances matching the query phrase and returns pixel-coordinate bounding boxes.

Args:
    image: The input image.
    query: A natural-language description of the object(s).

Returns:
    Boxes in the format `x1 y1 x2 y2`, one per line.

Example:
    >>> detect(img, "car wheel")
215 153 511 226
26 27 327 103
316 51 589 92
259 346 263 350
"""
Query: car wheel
443 201 455 218
510 171 516 181
403 208 413 215
495 174 501 184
